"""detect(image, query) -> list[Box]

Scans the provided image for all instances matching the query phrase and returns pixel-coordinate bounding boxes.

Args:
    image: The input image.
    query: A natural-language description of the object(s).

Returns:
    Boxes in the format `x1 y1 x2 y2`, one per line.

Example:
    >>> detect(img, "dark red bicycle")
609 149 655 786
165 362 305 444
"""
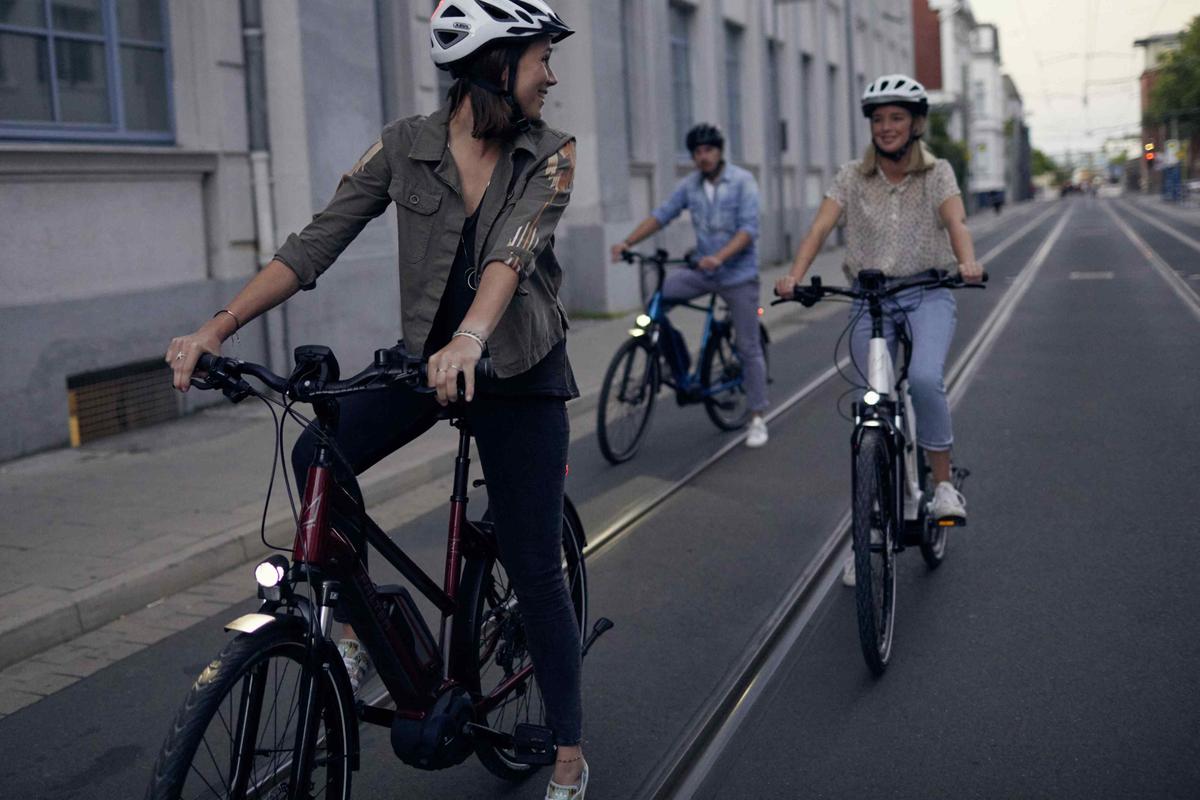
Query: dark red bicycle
145 344 610 800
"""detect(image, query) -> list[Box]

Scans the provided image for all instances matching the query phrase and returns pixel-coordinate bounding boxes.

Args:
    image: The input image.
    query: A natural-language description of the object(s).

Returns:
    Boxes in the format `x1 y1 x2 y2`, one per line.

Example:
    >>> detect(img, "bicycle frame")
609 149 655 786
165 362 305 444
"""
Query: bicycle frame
631 253 744 402
278 413 524 724
852 286 923 538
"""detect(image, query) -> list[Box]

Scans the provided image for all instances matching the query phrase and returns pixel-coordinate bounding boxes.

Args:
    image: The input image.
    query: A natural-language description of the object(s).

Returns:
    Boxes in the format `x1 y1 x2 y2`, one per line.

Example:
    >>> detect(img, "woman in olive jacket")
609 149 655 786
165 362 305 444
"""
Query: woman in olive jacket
165 2 589 796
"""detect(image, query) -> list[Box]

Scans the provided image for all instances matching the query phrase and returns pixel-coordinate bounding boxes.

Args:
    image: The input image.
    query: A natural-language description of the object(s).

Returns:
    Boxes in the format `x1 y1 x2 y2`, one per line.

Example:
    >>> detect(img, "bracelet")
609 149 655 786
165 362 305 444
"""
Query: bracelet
213 308 242 331
452 330 486 352
555 755 583 764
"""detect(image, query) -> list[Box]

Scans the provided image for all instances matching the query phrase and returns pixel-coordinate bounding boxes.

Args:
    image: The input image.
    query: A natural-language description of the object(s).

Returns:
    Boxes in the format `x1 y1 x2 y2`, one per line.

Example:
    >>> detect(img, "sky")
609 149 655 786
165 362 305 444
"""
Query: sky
966 0 1197 159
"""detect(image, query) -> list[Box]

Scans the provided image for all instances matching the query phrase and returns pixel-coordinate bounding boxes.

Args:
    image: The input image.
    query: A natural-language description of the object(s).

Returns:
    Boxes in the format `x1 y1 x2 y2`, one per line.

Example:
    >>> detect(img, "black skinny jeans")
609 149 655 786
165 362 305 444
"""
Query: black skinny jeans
290 384 583 746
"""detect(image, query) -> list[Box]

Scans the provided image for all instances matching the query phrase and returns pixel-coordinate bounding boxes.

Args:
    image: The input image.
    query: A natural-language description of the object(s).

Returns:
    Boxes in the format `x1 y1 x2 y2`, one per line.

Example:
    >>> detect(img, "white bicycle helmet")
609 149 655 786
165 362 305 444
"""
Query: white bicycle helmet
431 0 573 71
861 74 929 117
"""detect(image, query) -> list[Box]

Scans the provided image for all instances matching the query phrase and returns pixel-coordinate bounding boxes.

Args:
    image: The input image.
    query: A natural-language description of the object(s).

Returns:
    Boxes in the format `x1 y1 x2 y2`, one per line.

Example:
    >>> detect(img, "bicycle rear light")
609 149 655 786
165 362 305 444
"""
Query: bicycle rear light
254 554 290 589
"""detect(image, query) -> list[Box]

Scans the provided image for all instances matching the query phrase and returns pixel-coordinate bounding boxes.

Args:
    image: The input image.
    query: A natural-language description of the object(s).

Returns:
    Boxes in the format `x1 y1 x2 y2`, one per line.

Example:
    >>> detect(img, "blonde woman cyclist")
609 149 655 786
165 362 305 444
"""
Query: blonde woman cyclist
775 75 984 586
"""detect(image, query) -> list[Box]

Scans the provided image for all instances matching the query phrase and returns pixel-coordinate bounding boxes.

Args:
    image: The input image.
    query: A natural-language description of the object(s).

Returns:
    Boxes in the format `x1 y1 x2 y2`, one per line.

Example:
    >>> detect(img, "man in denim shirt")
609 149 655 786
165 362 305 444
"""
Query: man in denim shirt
612 123 769 446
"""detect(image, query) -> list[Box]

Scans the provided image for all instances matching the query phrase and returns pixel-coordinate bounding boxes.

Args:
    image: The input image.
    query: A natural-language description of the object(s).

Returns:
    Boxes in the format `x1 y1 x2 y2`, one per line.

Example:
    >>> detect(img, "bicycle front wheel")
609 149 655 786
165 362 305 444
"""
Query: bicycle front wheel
454 497 588 781
852 429 897 676
146 622 354 800
597 337 659 463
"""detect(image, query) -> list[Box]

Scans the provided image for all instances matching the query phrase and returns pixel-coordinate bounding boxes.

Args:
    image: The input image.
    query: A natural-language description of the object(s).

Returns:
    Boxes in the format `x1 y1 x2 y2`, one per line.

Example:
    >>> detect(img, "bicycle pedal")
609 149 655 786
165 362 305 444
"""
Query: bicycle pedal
511 723 556 766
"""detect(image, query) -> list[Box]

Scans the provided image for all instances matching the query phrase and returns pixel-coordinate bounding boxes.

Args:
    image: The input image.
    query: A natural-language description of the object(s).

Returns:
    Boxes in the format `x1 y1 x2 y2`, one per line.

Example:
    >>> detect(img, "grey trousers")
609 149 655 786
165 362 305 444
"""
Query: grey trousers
662 269 769 413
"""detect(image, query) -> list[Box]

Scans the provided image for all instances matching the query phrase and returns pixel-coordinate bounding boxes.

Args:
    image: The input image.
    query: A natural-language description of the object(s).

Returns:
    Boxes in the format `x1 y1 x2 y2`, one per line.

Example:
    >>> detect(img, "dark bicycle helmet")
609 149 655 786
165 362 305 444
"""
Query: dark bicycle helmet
686 123 725 153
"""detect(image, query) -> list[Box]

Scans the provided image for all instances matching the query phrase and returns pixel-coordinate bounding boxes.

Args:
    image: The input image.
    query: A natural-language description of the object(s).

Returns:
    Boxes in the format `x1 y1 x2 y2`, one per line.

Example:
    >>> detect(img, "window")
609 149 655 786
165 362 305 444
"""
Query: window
827 64 839 165
668 3 693 156
800 52 815 167
723 22 743 160
620 0 637 157
0 0 172 141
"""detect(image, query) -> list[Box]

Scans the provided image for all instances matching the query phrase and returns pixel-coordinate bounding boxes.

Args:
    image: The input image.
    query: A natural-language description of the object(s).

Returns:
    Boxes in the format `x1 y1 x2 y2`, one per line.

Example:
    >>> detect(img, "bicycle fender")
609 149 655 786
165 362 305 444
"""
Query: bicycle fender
222 613 362 772
224 612 276 634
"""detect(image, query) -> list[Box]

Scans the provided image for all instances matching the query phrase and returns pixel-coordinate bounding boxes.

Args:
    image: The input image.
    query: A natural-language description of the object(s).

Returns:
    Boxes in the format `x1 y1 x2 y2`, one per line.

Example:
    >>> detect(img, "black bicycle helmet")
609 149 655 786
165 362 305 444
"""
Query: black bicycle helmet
686 123 725 153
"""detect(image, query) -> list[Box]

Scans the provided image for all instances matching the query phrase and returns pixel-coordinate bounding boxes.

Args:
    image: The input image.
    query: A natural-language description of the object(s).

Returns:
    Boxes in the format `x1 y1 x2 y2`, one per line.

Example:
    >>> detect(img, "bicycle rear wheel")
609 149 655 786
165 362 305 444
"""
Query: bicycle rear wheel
146 622 354 800
852 430 897 676
700 321 752 430
917 447 949 568
454 497 588 781
597 337 659 463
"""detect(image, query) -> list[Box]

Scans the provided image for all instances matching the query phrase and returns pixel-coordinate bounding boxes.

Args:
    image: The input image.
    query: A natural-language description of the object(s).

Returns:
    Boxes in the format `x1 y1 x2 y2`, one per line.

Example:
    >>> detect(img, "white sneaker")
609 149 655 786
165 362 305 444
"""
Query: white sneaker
546 758 589 800
337 639 372 693
745 416 768 448
929 481 967 521
841 559 856 587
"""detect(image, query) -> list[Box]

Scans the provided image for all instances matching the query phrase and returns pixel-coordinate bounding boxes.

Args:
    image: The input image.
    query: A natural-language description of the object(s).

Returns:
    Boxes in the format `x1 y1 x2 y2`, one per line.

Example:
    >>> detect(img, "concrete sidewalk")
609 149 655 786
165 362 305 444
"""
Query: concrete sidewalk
1 249 868 670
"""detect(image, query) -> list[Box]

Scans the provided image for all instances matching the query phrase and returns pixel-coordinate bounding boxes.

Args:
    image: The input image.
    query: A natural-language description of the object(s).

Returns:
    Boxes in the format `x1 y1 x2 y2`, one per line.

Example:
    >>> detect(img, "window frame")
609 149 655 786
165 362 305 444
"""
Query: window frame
723 21 743 162
668 3 693 159
0 0 175 144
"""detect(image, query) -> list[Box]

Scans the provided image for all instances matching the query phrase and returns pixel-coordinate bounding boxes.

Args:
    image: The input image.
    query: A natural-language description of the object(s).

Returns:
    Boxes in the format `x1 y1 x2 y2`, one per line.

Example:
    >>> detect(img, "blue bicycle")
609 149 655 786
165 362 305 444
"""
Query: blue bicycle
596 249 770 464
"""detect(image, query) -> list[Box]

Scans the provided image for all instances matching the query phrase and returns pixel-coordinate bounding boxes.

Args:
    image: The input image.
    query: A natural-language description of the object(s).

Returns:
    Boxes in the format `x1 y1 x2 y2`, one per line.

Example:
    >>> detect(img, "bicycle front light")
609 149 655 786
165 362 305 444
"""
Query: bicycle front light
254 554 290 589
863 390 882 406
636 314 652 328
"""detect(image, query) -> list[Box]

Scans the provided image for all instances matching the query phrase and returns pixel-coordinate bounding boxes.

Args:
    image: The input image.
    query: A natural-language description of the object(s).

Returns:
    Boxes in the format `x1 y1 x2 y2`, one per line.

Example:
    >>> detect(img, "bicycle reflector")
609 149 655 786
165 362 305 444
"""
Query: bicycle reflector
254 554 290 588
863 390 882 406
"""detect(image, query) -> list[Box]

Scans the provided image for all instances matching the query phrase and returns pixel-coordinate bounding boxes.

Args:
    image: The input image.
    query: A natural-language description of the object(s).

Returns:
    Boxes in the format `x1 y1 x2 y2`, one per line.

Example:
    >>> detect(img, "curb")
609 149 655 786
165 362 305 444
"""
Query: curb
0 384 610 669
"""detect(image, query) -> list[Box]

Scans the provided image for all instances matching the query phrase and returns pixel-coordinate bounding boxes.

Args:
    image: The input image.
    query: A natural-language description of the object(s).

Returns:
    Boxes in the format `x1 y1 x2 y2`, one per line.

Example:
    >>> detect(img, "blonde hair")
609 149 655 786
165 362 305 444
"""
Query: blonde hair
859 116 936 176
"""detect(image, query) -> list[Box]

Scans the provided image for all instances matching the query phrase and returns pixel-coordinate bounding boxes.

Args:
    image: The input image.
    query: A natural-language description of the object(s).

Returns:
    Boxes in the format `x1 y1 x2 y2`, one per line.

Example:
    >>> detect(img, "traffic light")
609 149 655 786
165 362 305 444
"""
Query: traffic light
1144 142 1156 162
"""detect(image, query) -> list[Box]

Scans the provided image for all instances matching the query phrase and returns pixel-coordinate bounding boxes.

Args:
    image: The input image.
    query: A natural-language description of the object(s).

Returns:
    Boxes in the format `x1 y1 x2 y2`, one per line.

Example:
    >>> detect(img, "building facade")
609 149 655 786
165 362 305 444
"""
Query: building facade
967 23 1004 210
0 0 914 461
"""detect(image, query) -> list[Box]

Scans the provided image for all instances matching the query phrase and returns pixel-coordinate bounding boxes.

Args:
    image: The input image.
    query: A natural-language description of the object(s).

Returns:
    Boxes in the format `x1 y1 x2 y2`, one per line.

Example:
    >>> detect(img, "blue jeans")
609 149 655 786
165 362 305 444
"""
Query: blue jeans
849 284 957 451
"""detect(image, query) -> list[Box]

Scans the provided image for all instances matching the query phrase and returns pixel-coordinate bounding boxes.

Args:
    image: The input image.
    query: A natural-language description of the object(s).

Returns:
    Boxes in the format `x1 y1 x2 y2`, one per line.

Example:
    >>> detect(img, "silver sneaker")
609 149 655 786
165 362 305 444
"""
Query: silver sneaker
745 416 768 448
929 481 967 521
337 639 372 693
546 758 589 800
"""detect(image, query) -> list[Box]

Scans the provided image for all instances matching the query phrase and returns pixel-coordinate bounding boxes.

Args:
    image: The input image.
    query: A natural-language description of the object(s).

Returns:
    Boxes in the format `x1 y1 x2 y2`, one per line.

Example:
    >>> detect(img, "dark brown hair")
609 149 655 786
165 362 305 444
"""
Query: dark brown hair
446 40 529 141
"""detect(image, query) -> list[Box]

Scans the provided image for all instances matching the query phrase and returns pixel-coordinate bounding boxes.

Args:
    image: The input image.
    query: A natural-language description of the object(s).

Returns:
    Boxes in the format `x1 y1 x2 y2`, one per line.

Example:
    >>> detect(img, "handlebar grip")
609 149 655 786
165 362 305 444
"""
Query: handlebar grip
196 352 218 373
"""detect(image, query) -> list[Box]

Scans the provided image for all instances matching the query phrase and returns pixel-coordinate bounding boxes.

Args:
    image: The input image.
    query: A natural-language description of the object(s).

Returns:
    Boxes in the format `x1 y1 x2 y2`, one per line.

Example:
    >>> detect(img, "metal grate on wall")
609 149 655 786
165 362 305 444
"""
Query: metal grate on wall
67 359 181 447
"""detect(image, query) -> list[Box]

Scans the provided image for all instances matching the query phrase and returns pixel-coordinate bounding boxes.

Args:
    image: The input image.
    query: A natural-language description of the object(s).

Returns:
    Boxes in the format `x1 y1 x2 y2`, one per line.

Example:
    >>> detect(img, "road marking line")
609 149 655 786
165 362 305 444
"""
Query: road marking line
1069 271 1114 280
641 204 1074 800
1103 201 1200 322
1118 196 1200 257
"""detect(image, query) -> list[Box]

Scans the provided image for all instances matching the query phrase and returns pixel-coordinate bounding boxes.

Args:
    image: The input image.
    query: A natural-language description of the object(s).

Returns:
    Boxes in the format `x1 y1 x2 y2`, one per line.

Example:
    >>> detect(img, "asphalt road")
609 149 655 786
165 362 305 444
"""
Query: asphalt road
4 198 1193 799
692 197 1200 799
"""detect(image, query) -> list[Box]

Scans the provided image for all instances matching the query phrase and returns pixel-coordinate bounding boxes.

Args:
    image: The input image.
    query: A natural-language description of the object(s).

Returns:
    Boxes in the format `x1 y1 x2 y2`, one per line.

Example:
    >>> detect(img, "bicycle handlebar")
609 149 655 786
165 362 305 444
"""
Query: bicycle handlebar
620 249 697 269
193 348 496 404
771 268 987 308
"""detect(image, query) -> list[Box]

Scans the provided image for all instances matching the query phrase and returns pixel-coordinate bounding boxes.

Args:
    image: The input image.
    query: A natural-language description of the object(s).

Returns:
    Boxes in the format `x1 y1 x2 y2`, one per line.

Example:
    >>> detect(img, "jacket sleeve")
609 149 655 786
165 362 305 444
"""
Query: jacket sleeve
482 139 576 282
735 174 760 239
274 139 393 289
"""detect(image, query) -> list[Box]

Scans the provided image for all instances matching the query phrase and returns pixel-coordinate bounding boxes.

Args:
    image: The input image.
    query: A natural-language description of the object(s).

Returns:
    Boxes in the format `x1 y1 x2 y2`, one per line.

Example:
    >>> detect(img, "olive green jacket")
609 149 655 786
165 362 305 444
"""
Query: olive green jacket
275 105 576 377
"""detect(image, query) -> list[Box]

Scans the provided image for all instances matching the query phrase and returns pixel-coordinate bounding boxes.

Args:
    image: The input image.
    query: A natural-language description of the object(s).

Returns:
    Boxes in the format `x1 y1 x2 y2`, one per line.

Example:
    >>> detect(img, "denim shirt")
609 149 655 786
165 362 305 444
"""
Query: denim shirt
651 162 760 287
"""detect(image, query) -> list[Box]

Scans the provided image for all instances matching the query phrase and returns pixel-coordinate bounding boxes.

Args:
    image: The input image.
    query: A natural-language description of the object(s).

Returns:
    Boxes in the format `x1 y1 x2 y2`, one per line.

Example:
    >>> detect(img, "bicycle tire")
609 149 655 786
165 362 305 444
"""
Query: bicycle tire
852 429 897 676
700 321 752 431
452 497 588 781
917 447 949 568
146 621 354 800
597 337 659 464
